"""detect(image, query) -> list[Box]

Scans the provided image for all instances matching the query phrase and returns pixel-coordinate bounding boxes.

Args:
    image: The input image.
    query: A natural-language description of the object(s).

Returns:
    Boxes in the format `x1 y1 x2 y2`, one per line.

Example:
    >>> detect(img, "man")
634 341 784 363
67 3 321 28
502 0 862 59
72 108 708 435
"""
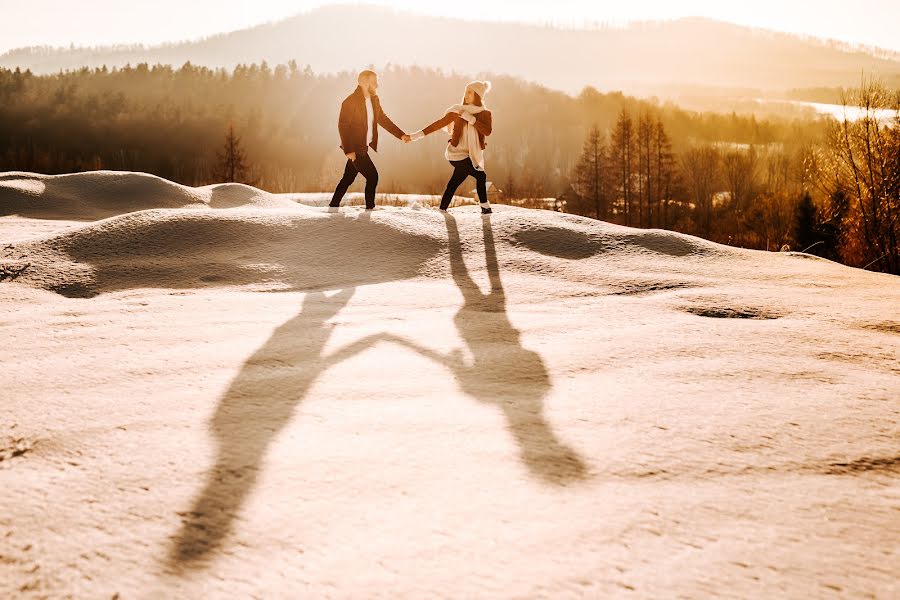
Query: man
330 70 410 210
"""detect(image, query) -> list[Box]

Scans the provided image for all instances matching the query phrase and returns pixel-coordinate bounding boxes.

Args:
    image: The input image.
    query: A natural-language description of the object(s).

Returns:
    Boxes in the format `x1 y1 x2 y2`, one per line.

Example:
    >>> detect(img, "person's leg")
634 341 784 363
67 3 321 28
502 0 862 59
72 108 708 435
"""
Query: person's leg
440 160 472 211
330 158 358 207
353 152 379 209
469 161 492 213
472 166 488 204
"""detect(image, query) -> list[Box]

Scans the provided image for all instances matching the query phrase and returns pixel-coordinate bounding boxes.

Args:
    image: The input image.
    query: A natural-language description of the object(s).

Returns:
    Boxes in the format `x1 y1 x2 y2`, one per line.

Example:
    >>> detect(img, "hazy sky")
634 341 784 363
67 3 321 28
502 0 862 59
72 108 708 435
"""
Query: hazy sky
2 0 899 54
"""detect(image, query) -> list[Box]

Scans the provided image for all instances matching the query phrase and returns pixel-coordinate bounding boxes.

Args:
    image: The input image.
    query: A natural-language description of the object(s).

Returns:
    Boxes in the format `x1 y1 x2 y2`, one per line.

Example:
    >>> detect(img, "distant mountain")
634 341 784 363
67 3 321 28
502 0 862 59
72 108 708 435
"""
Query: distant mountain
3 5 900 96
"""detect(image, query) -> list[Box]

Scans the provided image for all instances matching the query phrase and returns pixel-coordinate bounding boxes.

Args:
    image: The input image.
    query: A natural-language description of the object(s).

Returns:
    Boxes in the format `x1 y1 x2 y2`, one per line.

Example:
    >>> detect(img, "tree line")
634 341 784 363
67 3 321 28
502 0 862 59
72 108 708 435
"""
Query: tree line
0 62 895 273
569 84 899 274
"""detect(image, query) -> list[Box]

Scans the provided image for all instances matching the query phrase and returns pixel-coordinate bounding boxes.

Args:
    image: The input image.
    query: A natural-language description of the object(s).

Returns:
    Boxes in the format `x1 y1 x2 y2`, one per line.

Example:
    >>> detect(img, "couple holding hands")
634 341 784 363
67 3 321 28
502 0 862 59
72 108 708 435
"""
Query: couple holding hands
330 70 494 214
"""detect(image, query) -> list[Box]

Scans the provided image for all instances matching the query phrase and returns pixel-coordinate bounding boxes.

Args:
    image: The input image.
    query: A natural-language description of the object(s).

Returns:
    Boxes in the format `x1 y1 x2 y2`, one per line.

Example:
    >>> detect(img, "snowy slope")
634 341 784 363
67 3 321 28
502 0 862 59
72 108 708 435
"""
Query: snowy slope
0 171 302 219
1 171 898 598
0 171 459 219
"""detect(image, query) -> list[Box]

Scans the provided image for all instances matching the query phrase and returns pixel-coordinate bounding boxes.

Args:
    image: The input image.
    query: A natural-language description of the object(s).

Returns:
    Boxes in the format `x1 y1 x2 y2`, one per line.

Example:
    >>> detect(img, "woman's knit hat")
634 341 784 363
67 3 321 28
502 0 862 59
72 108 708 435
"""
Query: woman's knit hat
465 80 492 100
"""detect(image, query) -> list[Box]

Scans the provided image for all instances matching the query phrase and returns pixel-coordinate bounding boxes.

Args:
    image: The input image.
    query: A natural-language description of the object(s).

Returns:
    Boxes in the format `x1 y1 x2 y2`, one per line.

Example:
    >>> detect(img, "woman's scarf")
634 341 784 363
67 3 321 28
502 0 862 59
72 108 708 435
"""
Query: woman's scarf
445 104 486 171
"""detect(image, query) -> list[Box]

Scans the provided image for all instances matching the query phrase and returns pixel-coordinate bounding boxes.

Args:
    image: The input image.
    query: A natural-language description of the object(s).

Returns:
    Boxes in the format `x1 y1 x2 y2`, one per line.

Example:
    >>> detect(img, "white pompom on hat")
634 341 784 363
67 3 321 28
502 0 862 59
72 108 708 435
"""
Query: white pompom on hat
465 80 492 101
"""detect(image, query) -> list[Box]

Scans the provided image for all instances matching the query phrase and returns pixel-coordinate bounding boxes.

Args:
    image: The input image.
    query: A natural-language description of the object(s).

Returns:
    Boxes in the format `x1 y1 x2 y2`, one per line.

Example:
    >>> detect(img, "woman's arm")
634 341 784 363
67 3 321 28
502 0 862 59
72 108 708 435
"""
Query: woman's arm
421 112 458 136
473 111 492 137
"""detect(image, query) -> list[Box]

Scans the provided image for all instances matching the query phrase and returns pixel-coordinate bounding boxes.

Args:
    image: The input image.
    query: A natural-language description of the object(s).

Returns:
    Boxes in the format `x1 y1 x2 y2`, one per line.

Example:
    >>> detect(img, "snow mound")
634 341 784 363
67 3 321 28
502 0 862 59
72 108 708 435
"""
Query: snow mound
0 171 302 219
0 170 864 301
504 216 722 259
200 182 300 209
3 208 447 297
0 198 831 300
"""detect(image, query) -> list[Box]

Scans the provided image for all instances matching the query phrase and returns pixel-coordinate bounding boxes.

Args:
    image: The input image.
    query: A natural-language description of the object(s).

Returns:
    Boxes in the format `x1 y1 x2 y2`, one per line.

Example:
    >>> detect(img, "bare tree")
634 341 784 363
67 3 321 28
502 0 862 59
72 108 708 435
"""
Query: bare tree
681 146 720 237
816 80 900 273
722 146 758 245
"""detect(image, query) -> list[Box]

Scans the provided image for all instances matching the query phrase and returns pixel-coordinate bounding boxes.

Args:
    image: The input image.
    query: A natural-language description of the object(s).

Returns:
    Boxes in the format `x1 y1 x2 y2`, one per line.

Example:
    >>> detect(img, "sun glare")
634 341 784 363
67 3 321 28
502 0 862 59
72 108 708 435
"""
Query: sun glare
2 0 900 53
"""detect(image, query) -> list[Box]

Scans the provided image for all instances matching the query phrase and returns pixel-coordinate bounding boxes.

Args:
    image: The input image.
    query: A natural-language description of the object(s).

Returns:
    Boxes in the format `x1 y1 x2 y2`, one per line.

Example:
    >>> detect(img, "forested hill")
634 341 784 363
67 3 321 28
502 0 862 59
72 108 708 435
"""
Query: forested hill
0 62 821 196
3 5 900 95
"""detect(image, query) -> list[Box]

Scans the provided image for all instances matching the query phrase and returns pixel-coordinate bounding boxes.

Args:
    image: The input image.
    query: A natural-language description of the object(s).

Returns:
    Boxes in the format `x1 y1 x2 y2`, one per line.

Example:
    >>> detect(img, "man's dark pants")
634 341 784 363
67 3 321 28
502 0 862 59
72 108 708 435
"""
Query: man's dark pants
330 151 379 209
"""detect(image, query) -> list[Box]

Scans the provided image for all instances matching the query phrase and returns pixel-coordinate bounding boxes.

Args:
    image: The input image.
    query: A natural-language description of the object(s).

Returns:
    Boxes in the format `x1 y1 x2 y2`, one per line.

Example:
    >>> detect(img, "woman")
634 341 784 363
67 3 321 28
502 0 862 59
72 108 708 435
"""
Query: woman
410 81 494 214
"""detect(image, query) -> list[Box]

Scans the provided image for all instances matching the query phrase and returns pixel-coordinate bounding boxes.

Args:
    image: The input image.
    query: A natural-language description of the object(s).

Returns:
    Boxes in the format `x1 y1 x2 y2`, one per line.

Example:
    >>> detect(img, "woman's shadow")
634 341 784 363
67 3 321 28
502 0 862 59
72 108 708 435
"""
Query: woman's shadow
439 214 587 484
383 214 588 485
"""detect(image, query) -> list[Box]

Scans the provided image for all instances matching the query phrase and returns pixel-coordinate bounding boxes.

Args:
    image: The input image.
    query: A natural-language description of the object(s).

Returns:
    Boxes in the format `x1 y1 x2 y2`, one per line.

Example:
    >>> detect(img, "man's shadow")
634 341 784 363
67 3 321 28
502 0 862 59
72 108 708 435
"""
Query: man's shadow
381 214 588 485
168 288 367 569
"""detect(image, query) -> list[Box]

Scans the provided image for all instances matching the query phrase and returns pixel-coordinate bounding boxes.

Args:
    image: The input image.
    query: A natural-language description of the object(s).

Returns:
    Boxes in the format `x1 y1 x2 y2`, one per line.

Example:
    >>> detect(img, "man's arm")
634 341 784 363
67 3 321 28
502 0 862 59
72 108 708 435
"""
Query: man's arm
337 97 356 157
377 107 406 141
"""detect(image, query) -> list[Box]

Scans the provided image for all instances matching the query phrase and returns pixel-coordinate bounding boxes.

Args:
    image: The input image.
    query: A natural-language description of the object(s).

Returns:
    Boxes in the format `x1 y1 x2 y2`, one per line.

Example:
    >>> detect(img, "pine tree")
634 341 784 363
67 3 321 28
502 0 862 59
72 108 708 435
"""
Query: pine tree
215 123 252 184
637 112 653 228
655 118 675 229
572 125 607 220
610 109 635 226
794 192 820 253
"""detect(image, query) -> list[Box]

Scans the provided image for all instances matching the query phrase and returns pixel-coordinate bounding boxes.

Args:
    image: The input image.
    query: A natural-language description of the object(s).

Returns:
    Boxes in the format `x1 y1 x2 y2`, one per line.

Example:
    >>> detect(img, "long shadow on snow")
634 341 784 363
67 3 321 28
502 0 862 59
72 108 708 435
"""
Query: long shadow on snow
388 215 589 485
167 287 363 568
167 213 588 571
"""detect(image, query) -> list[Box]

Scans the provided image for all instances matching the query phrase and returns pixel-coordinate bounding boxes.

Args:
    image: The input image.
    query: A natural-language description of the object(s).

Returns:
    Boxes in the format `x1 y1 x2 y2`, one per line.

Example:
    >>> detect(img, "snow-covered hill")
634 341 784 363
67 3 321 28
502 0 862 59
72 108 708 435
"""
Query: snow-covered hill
0 171 301 219
1 171 897 598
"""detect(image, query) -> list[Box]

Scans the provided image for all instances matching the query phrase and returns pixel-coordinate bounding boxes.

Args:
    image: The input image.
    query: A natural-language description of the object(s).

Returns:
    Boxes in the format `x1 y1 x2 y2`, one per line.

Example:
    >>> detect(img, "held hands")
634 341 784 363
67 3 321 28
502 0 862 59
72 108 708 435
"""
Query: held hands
401 134 412 143
345 151 357 161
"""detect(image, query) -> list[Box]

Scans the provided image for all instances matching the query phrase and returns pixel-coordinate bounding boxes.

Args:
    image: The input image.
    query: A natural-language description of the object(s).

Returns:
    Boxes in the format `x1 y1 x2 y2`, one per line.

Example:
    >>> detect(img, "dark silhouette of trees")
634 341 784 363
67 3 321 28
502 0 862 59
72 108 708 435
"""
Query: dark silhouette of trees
610 110 636 225
721 147 758 245
571 125 608 220
636 112 652 227
794 192 822 254
681 146 720 238
214 123 252 184
814 81 900 273
817 189 850 262
0 61 821 198
633 113 676 229
654 119 676 229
